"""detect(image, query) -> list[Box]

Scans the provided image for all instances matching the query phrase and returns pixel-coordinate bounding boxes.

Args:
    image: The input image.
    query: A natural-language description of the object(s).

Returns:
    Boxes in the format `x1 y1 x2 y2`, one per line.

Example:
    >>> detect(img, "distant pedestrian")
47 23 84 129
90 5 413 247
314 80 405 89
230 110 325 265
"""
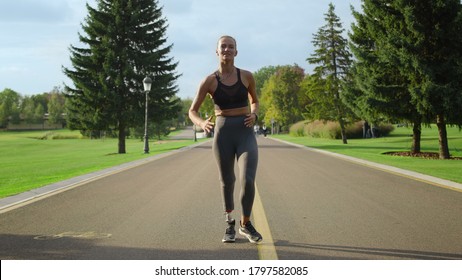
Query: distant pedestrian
363 121 370 138
188 35 262 244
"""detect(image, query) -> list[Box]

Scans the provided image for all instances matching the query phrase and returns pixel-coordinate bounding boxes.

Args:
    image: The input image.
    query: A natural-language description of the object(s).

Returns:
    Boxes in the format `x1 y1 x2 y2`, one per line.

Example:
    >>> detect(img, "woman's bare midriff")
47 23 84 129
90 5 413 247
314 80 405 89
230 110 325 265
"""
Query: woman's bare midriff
215 106 249 117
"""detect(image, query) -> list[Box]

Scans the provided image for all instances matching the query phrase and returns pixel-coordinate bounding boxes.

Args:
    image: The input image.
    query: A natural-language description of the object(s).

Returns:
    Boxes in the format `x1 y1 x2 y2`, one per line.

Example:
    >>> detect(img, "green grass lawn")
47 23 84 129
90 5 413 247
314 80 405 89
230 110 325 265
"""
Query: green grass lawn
0 129 202 198
272 125 462 184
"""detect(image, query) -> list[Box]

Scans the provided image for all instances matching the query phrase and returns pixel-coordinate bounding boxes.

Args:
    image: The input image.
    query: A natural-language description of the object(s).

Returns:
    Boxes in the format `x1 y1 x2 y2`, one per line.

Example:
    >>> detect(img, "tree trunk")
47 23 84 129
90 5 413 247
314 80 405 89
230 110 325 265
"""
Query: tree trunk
370 124 376 138
411 121 421 153
436 114 450 159
338 118 348 144
118 122 126 154
334 91 347 144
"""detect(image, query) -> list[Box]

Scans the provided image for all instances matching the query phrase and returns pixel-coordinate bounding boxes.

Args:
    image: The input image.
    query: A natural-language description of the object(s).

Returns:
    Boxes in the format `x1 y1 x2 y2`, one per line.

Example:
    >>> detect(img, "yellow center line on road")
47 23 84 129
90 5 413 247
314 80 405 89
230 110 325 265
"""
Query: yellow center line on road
253 183 278 260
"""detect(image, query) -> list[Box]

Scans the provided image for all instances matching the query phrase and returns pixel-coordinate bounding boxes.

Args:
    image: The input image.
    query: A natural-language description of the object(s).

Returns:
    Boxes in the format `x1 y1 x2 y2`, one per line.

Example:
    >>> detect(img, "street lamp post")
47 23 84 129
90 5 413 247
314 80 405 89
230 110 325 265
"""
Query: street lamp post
143 76 152 154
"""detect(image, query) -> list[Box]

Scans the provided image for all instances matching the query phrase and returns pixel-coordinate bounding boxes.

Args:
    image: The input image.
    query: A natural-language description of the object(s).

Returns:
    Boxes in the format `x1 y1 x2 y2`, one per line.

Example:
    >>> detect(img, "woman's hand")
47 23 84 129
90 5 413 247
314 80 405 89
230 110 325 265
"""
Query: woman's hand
244 113 257 127
201 115 215 133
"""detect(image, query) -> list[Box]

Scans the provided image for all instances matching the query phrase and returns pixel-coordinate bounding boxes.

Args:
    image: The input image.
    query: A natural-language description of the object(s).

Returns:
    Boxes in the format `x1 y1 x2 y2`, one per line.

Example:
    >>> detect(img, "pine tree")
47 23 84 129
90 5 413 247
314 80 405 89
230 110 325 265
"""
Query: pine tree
63 0 180 153
344 0 425 152
346 0 462 158
397 0 462 159
306 3 353 144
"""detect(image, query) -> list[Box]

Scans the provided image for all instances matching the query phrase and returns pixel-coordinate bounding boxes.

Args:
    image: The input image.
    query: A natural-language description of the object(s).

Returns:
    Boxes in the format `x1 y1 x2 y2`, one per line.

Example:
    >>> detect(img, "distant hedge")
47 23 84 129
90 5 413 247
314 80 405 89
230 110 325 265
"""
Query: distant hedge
289 120 394 139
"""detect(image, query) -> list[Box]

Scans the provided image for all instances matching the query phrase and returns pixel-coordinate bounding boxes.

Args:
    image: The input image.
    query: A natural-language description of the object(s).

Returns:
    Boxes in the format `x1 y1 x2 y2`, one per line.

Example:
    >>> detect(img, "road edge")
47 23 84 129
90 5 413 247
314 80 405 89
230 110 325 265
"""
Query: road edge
0 140 210 214
270 137 462 193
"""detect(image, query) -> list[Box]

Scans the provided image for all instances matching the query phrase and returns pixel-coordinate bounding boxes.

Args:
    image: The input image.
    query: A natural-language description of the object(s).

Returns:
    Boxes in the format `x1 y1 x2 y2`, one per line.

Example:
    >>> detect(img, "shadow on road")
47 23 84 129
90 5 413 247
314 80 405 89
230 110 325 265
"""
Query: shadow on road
193 145 212 150
0 234 258 260
274 240 462 260
257 144 299 150
4 233 459 260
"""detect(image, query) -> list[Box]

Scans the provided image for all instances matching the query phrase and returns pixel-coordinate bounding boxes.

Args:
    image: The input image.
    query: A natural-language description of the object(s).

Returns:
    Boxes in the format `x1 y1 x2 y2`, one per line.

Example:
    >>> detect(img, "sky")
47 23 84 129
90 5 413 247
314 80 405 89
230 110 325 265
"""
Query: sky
0 0 361 100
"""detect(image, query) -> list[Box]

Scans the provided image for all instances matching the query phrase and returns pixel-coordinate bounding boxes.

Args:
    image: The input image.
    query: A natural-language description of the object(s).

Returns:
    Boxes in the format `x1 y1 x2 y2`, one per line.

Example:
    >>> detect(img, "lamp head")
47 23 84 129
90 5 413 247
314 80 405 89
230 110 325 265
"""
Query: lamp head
143 76 152 92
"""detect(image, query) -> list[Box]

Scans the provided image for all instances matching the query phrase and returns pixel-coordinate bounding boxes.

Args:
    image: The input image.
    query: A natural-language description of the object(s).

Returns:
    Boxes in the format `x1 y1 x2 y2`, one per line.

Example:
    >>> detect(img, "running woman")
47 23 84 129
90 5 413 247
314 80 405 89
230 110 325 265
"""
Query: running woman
188 35 262 243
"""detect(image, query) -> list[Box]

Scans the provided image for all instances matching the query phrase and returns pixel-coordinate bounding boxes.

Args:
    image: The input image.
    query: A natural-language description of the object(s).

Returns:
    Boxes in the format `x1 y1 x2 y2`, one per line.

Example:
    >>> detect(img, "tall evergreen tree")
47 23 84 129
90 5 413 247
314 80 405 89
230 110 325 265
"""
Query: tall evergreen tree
397 0 462 159
344 0 424 152
306 3 353 144
64 0 180 153
346 0 462 158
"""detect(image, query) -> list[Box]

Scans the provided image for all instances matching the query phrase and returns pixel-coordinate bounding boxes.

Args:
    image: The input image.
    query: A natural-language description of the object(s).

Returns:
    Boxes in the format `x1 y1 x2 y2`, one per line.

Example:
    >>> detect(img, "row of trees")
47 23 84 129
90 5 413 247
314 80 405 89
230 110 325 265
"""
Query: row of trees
0 88 65 128
250 1 462 159
0 86 188 139
3 1 461 159
251 4 356 143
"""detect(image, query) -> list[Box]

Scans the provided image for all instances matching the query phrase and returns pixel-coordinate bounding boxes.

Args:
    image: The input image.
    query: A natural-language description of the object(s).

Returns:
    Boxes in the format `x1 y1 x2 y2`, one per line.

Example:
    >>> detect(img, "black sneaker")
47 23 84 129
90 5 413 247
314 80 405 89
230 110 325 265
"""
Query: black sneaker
239 221 262 243
222 219 236 243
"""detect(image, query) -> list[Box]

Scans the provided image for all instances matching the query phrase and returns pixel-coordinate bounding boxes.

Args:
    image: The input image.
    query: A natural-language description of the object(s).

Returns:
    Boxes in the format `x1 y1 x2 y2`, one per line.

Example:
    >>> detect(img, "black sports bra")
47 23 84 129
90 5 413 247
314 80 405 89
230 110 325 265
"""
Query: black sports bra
212 68 249 110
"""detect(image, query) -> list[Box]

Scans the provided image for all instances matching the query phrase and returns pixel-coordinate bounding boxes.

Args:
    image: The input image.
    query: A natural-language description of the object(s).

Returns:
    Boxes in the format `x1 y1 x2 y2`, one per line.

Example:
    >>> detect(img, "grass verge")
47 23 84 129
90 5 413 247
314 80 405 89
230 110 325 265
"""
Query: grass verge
272 125 462 184
0 129 204 198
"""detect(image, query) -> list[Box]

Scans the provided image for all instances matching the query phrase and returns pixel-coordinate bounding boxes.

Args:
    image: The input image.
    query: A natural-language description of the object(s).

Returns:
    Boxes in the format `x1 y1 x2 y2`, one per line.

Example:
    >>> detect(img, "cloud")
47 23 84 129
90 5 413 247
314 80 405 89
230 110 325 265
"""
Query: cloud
0 0 73 24
0 0 87 94
162 0 194 15
0 65 28 74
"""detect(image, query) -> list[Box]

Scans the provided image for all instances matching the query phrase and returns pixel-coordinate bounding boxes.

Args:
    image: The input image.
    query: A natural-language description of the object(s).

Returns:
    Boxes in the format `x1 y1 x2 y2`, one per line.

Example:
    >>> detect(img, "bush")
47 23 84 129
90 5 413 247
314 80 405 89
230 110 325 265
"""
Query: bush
35 131 83 140
289 120 394 139
289 121 307 136
345 121 364 139
50 133 83 140
374 123 395 137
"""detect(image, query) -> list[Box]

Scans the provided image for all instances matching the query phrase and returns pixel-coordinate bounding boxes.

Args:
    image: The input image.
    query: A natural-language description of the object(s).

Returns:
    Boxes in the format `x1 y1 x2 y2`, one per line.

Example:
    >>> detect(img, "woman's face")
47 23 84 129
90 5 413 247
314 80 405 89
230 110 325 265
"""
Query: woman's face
217 37 237 60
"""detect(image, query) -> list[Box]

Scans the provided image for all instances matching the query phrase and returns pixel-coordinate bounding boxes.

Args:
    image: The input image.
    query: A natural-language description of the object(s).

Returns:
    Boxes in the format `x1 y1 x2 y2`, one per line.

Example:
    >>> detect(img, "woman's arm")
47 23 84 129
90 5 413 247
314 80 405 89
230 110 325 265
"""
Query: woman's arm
244 71 259 127
189 75 215 133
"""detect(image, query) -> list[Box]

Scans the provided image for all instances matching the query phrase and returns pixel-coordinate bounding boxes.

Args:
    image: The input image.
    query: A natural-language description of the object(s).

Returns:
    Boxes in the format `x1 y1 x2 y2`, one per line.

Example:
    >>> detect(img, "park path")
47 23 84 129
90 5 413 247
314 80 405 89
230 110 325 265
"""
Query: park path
1 136 461 259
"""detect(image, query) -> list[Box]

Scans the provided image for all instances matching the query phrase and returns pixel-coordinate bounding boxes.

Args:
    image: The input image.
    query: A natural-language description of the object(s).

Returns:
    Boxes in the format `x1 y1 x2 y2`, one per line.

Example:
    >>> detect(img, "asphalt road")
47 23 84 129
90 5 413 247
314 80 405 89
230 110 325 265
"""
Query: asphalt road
1 136 461 260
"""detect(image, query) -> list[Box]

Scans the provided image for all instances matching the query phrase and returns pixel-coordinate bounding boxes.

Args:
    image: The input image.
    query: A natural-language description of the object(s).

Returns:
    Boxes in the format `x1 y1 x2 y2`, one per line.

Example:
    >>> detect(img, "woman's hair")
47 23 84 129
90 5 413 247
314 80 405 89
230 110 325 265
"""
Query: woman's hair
217 35 237 49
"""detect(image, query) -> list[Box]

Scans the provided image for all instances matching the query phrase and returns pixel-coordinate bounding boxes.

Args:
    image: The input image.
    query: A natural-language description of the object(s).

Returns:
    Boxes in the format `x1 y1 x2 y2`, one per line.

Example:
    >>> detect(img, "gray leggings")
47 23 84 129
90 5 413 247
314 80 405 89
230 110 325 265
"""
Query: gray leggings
213 115 258 217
